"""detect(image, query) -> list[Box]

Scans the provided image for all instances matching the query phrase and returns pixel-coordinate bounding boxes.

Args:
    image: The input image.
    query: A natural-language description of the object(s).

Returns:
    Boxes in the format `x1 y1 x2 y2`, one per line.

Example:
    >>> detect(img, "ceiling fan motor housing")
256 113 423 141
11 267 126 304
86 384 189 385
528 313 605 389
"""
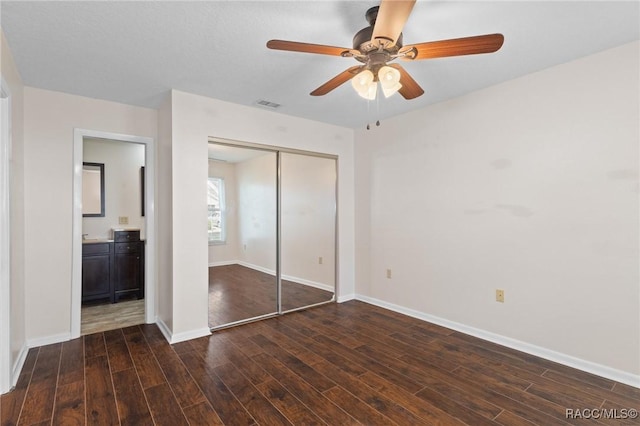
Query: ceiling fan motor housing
353 6 403 54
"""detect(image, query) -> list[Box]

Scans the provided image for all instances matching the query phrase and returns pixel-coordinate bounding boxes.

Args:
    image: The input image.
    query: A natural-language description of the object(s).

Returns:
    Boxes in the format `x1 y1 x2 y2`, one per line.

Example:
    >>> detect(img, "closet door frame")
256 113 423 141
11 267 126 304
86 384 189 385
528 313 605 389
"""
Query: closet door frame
208 137 337 331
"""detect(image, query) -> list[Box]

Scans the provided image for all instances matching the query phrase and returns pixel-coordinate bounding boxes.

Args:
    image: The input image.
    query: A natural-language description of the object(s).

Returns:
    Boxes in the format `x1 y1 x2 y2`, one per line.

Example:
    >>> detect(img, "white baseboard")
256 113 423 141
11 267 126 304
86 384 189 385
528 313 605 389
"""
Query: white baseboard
170 327 211 344
281 274 334 292
156 318 211 344
356 294 640 389
236 261 275 276
211 260 274 276
26 333 71 349
208 260 237 267
234 261 334 292
10 344 28 388
337 293 355 303
156 318 172 343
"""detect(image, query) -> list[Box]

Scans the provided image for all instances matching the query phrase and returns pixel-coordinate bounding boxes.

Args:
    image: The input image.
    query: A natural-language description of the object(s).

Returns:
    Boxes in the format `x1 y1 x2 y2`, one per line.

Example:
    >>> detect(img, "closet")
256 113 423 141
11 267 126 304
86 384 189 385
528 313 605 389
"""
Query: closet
207 140 336 329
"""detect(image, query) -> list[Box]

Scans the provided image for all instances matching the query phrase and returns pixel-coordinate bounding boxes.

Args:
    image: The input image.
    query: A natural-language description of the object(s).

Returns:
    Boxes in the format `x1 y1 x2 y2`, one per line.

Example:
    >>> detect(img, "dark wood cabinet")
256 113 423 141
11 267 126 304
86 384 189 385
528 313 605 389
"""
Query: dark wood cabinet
82 242 114 303
82 230 144 304
113 230 144 301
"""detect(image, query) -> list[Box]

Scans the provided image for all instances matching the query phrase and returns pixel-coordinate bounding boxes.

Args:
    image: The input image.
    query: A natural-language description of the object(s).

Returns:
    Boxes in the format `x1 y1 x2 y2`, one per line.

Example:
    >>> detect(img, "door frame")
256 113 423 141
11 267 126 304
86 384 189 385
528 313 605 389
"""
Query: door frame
0 78 12 393
71 129 156 338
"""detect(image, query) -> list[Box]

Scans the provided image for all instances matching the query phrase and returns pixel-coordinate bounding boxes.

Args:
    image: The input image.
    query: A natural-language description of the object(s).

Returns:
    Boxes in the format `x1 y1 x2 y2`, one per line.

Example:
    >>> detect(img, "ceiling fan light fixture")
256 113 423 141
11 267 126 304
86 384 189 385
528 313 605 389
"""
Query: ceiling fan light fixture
363 81 378 100
351 69 377 100
381 81 402 98
378 65 402 98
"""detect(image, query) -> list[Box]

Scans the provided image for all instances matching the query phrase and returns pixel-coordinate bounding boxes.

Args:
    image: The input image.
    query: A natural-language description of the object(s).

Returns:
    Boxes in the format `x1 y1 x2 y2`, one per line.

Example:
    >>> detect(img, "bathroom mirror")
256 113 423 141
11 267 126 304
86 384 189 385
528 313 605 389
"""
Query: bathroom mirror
82 162 105 217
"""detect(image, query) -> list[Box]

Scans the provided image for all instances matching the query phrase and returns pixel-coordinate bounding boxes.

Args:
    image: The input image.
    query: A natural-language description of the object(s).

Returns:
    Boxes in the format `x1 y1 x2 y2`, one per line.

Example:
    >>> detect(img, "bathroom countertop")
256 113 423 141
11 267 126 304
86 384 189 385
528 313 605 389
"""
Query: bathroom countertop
83 238 145 243
82 239 114 244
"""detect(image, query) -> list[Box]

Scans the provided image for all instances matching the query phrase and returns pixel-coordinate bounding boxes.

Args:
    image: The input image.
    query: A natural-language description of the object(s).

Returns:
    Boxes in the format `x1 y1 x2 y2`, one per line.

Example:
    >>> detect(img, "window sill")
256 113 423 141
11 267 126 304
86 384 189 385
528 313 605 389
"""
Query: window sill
209 241 226 246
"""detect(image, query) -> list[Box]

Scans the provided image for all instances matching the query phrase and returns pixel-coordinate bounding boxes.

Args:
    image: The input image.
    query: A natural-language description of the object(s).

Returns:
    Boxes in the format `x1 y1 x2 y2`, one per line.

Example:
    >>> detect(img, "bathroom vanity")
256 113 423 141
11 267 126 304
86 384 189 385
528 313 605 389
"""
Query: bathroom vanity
82 229 144 304
81 241 114 303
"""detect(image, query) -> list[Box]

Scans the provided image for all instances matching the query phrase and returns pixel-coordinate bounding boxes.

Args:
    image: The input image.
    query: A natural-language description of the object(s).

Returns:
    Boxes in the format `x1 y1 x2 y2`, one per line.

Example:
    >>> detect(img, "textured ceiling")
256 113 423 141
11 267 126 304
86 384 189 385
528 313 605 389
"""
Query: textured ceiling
2 1 638 129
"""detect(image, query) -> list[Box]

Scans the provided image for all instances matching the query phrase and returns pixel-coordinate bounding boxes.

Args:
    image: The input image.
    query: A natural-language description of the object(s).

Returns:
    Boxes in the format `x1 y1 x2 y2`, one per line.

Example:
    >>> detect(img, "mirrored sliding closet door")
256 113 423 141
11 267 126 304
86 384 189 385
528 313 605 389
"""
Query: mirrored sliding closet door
207 140 337 330
280 152 336 312
208 143 278 328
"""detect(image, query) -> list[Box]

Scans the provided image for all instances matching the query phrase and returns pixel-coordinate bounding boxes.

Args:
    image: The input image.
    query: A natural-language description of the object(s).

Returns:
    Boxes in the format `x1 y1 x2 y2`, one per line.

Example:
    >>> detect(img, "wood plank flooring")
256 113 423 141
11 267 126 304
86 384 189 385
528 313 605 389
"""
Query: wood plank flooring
2 300 639 425
81 264 333 335
209 264 333 327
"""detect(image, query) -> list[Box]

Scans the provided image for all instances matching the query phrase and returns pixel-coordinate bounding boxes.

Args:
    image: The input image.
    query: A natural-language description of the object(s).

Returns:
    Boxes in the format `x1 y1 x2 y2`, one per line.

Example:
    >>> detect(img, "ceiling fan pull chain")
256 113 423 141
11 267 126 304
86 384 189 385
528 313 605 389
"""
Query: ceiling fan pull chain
376 90 381 127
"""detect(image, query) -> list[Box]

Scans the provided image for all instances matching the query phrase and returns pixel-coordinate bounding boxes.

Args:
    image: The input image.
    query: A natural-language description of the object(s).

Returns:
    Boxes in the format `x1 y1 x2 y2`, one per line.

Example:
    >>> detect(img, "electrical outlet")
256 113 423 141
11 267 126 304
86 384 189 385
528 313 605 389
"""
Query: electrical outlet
496 289 505 303
243 244 247 251
318 256 323 265
118 216 129 225
386 269 392 279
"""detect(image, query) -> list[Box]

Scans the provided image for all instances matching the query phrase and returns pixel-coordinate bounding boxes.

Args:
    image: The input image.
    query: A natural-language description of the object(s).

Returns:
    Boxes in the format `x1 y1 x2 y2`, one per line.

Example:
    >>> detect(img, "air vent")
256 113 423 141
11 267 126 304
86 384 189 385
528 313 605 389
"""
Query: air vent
255 99 281 109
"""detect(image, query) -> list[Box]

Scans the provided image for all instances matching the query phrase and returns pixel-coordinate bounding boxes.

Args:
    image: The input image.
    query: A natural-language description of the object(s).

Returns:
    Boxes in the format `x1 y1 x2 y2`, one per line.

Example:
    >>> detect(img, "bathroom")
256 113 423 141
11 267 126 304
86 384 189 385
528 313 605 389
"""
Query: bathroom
81 137 146 334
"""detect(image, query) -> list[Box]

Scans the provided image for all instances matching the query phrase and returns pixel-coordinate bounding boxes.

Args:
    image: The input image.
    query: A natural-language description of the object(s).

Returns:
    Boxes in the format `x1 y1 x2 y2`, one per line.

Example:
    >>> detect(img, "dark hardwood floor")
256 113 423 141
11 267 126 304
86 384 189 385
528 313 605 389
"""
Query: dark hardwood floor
2 300 639 425
209 264 333 327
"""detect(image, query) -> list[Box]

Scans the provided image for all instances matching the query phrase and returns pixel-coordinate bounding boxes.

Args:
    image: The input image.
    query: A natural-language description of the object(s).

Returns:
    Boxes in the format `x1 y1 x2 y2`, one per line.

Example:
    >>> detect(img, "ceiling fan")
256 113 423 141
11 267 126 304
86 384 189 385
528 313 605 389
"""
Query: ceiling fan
266 0 504 100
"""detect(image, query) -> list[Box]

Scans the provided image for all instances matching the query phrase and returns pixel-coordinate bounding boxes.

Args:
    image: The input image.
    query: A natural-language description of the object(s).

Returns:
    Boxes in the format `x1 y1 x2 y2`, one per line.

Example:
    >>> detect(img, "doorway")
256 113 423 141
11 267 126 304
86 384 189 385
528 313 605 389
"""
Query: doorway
80 138 145 334
207 139 337 330
71 129 155 339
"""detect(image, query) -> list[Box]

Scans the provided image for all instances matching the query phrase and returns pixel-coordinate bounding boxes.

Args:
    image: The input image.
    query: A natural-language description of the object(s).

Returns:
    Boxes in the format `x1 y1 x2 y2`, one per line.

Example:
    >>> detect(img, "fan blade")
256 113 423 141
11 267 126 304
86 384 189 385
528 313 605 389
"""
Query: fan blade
267 40 350 56
371 0 416 46
311 66 363 96
404 33 504 60
388 64 424 99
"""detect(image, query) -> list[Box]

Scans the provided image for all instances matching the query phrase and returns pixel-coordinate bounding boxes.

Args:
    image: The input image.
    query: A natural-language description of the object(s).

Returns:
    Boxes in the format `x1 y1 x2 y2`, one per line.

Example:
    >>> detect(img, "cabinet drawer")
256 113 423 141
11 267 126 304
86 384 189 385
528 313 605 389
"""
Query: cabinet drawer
115 242 141 254
82 242 111 255
114 230 140 242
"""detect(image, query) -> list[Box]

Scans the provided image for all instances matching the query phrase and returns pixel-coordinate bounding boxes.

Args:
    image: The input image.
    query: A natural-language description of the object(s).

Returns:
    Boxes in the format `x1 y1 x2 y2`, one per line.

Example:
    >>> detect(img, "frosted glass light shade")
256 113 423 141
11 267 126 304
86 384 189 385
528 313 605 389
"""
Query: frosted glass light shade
362 81 377 100
378 66 402 98
351 69 377 100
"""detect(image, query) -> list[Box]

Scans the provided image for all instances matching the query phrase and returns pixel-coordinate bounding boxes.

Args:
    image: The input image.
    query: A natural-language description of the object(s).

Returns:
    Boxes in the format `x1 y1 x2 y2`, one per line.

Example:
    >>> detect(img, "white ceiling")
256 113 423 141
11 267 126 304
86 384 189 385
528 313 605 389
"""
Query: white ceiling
1 1 638 129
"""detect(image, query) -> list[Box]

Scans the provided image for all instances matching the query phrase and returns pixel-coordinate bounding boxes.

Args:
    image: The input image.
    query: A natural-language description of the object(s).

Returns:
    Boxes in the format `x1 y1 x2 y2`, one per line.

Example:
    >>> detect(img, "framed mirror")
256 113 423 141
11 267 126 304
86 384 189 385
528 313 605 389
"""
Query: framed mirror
82 162 105 217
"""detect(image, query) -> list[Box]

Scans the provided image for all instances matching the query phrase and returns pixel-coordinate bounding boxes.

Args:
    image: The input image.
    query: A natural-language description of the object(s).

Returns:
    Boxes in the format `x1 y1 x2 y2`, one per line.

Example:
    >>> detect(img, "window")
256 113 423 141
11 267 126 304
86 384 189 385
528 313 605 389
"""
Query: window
208 177 225 243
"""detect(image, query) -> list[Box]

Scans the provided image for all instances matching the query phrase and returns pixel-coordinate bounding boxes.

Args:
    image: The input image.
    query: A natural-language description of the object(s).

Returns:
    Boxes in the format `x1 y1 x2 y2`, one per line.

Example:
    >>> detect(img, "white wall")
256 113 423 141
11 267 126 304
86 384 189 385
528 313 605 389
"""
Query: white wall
236 153 277 271
82 138 145 239
355 41 639 379
23 87 157 342
167 90 355 338
1 27 26 392
156 94 173 332
208 159 239 265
